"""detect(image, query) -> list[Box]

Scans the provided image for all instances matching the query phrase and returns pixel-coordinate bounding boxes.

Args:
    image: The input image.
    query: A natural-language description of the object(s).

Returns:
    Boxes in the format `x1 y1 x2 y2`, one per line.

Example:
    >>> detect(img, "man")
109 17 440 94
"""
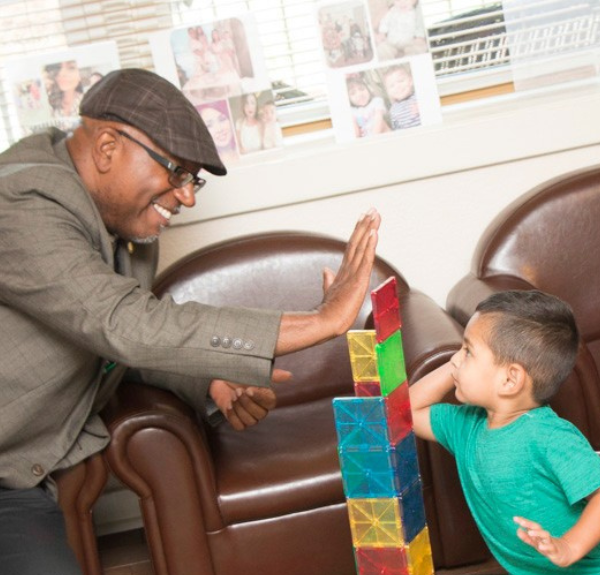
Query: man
0 68 380 574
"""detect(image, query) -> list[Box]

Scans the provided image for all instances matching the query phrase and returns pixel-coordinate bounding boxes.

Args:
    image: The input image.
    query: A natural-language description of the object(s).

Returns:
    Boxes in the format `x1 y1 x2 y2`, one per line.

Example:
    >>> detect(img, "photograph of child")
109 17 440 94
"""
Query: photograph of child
41 61 111 132
43 60 85 122
345 71 390 138
172 18 252 106
318 1 374 68
12 78 45 129
379 62 421 130
368 0 428 61
229 90 284 155
196 99 239 165
6 43 119 138
259 97 284 150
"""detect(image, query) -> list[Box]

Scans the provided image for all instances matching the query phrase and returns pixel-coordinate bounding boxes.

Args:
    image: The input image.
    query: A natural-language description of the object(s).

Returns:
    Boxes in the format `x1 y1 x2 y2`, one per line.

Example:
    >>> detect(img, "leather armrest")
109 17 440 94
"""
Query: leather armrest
446 275 536 327
102 381 224 531
53 453 108 575
394 289 464 382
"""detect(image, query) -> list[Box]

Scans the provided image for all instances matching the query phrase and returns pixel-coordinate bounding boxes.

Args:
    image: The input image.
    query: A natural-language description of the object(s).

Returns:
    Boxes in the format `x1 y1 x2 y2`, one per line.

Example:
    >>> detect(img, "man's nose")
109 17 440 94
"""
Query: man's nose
173 183 196 208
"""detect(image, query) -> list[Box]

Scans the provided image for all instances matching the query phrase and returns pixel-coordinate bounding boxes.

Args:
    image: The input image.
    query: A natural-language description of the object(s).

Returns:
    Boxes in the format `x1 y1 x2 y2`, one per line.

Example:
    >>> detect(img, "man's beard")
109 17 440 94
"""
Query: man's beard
129 234 159 245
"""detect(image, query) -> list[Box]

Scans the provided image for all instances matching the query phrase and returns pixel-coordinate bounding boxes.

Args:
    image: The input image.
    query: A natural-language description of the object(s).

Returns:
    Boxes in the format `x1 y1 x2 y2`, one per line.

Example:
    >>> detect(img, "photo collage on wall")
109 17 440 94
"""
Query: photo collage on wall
5 42 120 139
318 0 442 142
151 13 284 166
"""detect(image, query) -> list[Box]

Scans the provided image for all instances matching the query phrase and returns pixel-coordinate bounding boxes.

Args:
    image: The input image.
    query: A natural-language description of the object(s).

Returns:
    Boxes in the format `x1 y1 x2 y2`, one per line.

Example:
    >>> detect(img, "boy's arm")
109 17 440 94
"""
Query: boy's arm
410 361 455 442
514 488 600 567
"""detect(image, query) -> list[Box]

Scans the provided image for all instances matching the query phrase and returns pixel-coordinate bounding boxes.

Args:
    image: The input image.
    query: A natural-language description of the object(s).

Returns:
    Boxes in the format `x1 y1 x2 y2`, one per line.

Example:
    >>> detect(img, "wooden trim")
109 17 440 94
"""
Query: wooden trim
282 118 332 137
440 82 515 106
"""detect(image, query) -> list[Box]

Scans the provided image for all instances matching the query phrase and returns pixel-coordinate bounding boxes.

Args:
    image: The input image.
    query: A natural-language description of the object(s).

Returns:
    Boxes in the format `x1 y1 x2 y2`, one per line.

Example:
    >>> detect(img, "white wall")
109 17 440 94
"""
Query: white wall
158 80 600 309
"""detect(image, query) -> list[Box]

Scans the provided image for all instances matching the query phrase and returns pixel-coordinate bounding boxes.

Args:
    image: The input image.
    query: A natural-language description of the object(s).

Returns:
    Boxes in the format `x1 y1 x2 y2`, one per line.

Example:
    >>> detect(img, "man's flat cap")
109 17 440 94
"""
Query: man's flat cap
80 68 226 176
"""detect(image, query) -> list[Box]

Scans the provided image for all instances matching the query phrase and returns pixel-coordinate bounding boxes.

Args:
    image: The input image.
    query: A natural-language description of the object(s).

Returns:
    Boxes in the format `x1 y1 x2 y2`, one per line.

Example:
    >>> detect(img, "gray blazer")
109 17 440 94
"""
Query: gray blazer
0 130 281 489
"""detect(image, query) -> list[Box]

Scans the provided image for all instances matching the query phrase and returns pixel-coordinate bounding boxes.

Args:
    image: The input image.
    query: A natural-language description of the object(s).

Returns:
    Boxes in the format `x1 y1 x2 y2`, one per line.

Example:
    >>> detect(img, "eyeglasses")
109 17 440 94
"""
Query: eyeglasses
117 130 206 194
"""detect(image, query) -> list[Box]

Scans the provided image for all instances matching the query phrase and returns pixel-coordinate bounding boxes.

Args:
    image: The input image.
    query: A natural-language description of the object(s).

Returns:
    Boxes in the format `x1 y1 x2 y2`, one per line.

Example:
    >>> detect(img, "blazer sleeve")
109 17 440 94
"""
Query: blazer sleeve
0 171 281 390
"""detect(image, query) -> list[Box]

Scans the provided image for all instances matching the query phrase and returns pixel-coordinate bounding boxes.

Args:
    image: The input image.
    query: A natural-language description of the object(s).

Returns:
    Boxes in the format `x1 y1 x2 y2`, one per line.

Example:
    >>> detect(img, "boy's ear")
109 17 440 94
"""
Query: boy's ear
501 363 528 396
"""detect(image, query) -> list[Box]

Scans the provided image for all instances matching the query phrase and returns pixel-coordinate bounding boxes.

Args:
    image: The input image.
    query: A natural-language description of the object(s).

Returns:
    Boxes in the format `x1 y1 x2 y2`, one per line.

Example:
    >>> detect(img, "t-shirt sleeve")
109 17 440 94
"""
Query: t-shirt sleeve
430 403 479 456
544 422 600 505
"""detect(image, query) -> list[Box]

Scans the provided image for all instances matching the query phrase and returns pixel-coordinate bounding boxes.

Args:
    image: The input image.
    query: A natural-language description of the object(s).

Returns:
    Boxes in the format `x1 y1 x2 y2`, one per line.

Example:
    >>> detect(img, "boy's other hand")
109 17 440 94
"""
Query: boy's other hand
514 516 575 567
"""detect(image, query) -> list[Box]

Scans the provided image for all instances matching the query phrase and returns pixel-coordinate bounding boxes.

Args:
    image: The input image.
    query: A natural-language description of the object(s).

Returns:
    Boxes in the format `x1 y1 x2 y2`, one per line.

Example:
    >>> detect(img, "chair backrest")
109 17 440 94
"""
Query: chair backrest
153 231 408 407
465 164 600 445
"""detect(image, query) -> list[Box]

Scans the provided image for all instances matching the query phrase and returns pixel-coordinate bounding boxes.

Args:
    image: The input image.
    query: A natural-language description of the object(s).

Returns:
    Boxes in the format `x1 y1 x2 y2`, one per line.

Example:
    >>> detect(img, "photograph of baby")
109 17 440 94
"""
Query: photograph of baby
368 0 429 61
196 99 239 165
318 0 374 68
229 90 284 155
171 18 253 106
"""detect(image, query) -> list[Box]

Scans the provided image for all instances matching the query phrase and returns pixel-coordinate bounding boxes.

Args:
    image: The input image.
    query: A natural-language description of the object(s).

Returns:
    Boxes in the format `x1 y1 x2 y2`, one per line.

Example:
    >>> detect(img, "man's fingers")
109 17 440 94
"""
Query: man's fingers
229 393 268 426
271 368 292 384
224 410 245 431
341 208 380 272
244 387 277 410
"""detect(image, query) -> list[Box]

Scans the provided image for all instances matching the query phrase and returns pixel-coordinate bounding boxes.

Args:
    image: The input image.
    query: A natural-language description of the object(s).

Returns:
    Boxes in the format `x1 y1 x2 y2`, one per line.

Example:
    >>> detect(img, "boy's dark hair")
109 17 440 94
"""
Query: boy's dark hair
475 290 580 404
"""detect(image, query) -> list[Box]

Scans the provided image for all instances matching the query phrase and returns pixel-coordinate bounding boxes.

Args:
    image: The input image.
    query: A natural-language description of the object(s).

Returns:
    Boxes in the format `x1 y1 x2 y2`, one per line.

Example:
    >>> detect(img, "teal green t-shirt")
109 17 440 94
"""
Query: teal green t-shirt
431 404 600 574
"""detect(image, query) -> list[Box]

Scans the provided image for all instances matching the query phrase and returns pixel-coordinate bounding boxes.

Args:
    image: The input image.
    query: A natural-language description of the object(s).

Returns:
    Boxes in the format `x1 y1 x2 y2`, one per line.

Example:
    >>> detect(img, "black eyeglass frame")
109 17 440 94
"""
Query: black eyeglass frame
117 130 206 193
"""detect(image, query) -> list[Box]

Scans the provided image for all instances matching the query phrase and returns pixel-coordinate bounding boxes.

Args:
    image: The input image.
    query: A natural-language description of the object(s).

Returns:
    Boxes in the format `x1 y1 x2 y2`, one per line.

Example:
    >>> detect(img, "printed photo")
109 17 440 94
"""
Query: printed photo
5 42 119 137
368 0 429 62
229 90 284 155
170 18 254 106
318 1 374 68
196 99 239 165
345 70 391 138
377 61 421 130
328 53 441 142
12 78 45 129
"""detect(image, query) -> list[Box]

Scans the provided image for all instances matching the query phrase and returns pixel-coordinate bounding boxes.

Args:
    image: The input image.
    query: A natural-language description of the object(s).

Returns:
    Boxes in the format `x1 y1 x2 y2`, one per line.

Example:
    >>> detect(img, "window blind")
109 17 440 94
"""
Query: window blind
427 0 600 77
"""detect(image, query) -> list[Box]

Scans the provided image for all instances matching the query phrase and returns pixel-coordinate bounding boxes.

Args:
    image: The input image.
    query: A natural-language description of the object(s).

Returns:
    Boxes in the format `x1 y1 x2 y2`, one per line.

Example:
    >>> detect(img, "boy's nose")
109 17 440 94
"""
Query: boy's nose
450 348 463 368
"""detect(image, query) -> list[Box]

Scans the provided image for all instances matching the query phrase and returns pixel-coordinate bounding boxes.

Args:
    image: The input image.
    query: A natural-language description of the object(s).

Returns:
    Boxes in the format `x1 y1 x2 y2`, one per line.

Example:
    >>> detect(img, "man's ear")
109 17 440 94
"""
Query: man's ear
92 127 120 174
501 363 527 396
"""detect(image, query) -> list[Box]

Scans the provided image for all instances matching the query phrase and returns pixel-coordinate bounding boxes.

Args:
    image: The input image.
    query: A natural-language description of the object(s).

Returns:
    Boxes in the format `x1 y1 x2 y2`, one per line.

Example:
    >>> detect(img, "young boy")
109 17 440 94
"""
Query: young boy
381 64 421 130
410 290 600 574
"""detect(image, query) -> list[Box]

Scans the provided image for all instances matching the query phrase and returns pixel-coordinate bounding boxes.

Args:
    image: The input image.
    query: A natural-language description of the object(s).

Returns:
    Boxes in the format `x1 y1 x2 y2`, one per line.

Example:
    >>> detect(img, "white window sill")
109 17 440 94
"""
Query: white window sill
175 77 600 227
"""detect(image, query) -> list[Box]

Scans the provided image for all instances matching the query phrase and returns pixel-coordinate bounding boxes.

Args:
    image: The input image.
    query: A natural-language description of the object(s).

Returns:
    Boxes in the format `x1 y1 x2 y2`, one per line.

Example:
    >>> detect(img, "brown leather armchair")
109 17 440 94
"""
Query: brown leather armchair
101 231 500 575
447 164 600 470
53 453 109 575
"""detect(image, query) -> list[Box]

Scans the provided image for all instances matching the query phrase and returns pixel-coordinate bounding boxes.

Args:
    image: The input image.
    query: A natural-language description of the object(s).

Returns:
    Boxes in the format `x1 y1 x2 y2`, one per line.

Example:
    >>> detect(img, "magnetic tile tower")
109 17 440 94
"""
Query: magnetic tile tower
332 277 434 575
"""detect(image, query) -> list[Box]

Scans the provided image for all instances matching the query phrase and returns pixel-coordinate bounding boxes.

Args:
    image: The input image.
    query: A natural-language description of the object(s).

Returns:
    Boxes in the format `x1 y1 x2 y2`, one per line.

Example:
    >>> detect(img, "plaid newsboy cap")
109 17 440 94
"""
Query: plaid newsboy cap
80 68 226 176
